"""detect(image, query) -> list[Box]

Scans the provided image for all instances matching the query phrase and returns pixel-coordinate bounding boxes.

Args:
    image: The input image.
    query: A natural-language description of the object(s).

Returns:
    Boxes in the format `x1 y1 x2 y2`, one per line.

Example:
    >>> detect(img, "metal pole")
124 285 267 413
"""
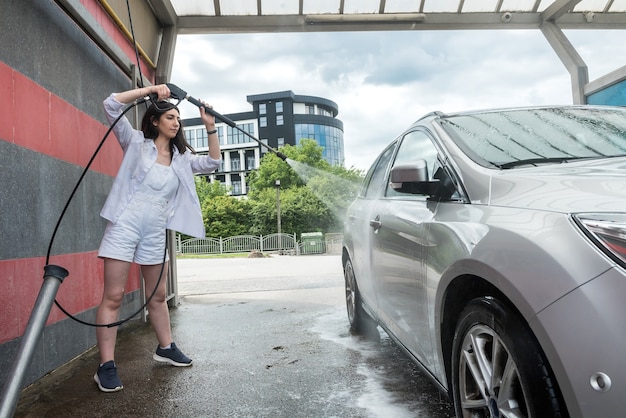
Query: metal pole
167 230 179 308
275 179 282 251
0 264 69 418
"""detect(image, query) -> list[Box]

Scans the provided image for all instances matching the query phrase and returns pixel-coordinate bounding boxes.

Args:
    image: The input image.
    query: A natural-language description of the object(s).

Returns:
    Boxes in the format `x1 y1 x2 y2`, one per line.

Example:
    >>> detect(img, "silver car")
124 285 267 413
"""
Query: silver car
342 106 626 418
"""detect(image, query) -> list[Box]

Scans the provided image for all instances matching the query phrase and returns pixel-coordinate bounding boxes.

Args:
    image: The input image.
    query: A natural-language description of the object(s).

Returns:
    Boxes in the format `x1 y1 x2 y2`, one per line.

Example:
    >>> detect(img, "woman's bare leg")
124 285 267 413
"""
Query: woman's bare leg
141 262 172 347
96 258 131 364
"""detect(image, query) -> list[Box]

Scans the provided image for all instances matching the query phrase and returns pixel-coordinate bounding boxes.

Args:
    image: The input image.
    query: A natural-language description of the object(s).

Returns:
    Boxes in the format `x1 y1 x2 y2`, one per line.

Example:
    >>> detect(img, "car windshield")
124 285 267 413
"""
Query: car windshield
439 107 626 169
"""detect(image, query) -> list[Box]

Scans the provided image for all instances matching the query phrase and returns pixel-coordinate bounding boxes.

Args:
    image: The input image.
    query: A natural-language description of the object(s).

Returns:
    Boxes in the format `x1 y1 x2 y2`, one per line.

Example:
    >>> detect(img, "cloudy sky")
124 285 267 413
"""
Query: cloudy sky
170 29 626 171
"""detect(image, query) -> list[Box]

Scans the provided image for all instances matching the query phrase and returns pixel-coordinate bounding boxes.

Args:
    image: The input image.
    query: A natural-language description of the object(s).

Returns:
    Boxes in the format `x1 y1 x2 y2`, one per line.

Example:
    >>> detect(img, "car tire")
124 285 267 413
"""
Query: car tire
451 297 566 418
344 257 376 334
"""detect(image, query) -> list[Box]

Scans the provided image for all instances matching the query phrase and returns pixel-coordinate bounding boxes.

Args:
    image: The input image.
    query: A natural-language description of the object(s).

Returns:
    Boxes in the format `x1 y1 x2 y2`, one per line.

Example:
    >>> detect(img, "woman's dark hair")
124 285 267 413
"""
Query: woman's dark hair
141 101 196 155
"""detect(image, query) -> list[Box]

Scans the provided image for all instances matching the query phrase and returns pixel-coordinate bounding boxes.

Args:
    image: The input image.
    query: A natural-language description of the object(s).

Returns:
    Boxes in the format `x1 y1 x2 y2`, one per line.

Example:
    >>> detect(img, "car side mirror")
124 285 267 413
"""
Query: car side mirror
390 161 439 195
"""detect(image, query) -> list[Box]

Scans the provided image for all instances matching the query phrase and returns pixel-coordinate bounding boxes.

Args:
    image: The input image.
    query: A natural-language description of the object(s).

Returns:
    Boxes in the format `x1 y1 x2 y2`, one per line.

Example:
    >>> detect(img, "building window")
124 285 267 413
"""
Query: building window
227 123 255 145
276 115 284 125
232 181 242 195
231 155 241 171
277 137 284 146
275 101 283 113
261 139 268 154
196 128 208 148
305 104 315 115
184 128 196 148
217 126 225 145
295 123 344 166
259 103 267 114
259 116 267 127
247 156 255 170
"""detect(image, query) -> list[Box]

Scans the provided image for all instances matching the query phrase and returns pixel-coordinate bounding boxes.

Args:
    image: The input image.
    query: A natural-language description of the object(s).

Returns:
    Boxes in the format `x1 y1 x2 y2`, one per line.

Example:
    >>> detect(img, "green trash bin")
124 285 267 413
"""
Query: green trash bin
300 232 325 254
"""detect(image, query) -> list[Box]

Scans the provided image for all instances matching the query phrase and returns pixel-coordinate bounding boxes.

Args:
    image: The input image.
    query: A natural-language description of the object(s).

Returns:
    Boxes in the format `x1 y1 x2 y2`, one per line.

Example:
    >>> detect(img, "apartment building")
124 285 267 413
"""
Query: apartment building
183 90 344 196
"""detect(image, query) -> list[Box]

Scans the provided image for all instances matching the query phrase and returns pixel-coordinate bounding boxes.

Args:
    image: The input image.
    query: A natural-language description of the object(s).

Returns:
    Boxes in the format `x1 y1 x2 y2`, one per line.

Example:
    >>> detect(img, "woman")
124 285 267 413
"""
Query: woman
94 84 220 392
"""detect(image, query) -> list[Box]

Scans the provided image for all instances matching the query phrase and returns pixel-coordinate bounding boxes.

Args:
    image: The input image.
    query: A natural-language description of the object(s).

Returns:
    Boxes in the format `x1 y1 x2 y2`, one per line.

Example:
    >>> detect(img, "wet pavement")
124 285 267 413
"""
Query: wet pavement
13 254 454 417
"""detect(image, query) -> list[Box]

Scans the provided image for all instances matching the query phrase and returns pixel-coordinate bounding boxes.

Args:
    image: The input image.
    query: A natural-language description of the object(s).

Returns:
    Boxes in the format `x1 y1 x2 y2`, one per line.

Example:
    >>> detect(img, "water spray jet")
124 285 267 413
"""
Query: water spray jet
166 83 289 161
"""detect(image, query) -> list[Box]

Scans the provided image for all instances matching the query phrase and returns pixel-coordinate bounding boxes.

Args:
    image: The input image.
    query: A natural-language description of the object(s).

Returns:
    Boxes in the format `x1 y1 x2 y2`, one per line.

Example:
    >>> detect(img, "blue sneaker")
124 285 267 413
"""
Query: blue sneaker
94 360 123 392
153 342 193 367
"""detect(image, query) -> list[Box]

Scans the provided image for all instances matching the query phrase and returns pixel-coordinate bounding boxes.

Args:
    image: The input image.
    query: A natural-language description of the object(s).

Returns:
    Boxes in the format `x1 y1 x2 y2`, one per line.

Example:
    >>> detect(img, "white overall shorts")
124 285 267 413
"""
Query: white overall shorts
98 162 179 264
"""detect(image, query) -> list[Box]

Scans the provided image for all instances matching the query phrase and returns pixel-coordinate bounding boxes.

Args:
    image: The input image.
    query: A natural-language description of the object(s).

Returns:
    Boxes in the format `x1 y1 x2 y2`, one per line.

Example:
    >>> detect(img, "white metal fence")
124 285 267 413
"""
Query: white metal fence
176 233 343 256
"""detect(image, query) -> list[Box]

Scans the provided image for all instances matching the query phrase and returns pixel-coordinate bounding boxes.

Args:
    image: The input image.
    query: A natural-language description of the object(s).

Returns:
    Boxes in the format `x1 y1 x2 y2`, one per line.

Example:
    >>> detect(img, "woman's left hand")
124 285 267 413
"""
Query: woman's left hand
199 100 216 127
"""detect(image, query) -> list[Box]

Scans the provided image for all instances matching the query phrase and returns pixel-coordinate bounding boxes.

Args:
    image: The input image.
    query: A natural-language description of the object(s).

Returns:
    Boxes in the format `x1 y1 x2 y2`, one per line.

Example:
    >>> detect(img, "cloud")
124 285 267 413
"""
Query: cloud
171 29 625 171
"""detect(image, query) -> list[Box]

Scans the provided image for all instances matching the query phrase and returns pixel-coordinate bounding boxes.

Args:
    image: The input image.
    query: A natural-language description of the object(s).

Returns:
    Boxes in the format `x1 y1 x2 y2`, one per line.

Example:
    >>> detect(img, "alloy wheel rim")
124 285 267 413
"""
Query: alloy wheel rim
458 324 530 418
344 263 356 323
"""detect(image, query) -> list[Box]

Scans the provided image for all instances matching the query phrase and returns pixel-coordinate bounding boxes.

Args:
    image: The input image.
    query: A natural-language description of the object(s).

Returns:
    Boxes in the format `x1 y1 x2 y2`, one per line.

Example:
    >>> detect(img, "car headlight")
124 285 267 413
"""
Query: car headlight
573 213 626 268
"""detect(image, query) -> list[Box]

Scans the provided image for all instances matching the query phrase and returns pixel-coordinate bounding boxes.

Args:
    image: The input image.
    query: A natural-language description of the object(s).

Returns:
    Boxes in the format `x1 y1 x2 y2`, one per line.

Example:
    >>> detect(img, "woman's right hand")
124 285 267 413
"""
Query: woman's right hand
147 84 171 101
114 84 172 104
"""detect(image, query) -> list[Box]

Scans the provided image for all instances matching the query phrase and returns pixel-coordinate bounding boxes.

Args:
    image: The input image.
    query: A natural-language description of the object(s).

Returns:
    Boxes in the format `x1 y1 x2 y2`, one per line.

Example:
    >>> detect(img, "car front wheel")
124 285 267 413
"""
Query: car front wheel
344 257 376 334
451 297 566 418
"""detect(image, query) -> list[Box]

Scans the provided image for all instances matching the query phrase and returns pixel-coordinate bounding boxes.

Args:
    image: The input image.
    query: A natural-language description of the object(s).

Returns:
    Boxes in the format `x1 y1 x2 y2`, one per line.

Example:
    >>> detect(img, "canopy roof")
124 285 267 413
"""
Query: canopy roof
58 0 625 104
156 0 626 33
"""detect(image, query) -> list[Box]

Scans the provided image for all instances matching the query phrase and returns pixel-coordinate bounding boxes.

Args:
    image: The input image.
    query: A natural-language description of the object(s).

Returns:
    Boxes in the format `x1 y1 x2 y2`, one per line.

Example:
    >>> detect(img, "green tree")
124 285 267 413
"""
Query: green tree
247 139 364 235
202 195 253 238
246 153 300 194
195 176 229 201
248 186 332 237
194 140 365 239
247 139 331 194
304 168 362 231
195 177 255 238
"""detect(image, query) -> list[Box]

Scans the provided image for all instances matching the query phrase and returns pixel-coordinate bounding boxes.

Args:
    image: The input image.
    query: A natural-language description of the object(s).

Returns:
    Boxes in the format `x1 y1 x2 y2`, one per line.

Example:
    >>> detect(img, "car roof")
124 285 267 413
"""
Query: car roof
414 104 626 125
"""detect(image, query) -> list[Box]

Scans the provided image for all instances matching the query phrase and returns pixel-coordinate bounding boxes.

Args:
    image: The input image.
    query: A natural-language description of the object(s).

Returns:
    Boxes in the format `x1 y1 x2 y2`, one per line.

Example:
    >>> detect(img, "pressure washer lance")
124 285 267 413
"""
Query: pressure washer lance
164 83 289 161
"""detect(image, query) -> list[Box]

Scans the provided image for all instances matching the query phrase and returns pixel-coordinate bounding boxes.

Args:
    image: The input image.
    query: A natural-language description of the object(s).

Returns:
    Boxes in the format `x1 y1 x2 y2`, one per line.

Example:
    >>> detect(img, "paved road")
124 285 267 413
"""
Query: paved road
14 254 454 417
175 254 343 296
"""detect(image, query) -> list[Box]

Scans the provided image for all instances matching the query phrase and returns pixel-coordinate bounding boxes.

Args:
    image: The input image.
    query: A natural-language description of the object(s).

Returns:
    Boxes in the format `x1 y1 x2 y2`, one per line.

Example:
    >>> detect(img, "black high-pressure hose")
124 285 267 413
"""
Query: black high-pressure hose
48 84 289 328
47 96 171 328
48 1 288 329
48 85 290 328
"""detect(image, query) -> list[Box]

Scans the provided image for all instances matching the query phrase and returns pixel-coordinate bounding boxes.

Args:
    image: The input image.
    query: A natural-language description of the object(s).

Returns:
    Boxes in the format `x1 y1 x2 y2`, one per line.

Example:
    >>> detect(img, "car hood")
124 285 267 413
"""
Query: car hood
486 157 626 213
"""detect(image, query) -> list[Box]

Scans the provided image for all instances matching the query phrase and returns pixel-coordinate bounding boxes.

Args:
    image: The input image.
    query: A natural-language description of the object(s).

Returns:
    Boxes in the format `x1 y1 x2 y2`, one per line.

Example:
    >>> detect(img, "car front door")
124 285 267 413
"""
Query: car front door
370 129 440 369
346 143 398 316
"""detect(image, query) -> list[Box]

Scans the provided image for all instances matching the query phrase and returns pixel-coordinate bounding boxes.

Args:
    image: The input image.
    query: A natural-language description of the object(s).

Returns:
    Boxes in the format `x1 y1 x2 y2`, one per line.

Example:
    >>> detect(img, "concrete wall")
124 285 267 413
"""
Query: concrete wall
0 0 156 388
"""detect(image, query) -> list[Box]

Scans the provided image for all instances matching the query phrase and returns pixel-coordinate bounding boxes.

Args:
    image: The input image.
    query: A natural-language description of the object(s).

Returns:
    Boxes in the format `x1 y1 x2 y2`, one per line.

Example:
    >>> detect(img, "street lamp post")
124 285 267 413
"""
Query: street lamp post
275 179 282 251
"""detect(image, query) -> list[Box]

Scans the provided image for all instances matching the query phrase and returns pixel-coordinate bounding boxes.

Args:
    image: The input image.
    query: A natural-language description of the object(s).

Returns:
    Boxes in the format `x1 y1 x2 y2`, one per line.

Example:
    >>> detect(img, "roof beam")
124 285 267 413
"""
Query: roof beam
176 12 626 34
146 0 177 26
155 24 177 83
540 21 588 104
214 0 221 16
542 0 582 22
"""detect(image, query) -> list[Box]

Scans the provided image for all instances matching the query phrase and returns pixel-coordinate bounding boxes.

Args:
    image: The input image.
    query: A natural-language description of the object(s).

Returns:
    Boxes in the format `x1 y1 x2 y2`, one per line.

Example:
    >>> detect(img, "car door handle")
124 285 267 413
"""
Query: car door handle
370 216 382 231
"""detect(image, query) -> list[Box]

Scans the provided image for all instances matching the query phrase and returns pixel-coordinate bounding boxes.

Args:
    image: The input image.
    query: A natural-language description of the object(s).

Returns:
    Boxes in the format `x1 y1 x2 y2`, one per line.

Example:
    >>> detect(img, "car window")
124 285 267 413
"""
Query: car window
440 107 626 168
386 130 439 197
363 142 396 199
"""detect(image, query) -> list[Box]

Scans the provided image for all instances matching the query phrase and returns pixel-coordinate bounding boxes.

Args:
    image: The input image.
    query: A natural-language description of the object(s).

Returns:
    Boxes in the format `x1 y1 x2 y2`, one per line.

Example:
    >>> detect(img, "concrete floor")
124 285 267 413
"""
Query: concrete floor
11 255 453 417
